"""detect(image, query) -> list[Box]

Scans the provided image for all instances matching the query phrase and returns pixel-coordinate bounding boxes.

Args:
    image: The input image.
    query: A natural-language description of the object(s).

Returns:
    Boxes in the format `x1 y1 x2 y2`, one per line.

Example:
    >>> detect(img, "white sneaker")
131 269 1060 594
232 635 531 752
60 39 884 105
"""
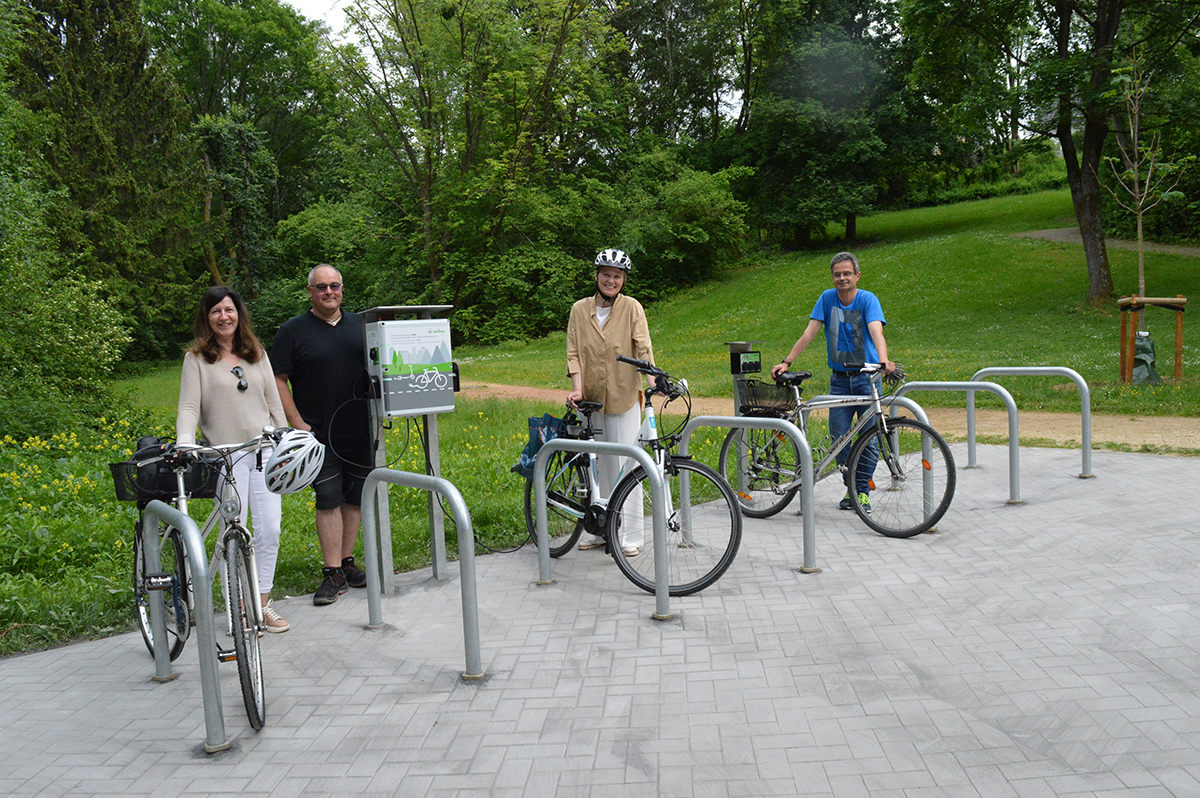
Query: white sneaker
621 545 641 556
262 601 290 634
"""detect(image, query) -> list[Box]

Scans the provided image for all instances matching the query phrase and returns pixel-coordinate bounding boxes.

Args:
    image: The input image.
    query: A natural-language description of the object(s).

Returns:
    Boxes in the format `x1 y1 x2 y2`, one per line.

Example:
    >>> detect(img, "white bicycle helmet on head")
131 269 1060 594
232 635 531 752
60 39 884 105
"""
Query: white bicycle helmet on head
264 429 325 495
594 248 631 272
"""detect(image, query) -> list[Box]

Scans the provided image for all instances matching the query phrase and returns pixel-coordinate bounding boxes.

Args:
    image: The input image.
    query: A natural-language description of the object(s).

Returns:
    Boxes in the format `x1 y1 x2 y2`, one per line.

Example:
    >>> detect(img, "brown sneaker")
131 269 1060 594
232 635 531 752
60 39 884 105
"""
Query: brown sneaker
262 601 290 633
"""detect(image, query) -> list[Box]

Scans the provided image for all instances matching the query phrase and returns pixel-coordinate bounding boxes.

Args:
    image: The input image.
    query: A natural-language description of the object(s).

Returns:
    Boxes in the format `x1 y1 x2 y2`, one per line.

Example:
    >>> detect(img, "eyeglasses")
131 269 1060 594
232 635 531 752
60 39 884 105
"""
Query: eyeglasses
230 366 248 392
309 282 342 293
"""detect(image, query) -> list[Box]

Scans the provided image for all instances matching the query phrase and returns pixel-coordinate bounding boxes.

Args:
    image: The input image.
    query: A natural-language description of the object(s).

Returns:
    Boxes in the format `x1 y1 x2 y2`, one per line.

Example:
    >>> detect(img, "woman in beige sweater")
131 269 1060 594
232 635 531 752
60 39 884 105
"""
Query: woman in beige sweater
176 286 290 632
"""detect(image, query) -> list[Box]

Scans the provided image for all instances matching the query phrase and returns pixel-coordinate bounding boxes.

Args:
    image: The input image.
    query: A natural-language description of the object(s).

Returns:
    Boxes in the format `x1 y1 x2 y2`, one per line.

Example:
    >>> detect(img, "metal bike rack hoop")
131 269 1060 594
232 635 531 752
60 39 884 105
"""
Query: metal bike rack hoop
678 416 817 573
969 367 1093 478
142 500 229 753
361 469 484 680
532 439 672 620
892 381 1022 504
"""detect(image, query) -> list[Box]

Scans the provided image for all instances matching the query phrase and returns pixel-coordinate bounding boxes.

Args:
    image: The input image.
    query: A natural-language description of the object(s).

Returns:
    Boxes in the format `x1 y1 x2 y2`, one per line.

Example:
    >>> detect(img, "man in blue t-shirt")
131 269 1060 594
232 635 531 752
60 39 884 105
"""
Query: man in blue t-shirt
771 252 895 512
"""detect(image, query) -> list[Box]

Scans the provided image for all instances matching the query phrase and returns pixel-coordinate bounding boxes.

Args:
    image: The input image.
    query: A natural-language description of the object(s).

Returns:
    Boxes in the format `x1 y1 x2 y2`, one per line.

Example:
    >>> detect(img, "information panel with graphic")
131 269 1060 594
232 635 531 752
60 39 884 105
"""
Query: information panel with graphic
366 319 454 417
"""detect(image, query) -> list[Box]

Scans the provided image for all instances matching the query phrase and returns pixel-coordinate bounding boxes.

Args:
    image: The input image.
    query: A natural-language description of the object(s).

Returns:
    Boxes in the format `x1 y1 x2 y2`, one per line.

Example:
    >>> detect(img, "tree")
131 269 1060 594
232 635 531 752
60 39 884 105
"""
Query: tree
143 0 340 221
1 1 128 435
901 0 1200 305
330 0 620 300
11 0 199 358
194 107 280 293
1103 56 1186 314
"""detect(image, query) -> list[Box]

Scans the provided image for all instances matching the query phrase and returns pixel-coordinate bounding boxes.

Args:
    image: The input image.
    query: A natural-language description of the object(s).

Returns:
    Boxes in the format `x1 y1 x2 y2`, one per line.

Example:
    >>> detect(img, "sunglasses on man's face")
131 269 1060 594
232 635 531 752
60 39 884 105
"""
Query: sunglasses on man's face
231 366 248 392
309 282 342 293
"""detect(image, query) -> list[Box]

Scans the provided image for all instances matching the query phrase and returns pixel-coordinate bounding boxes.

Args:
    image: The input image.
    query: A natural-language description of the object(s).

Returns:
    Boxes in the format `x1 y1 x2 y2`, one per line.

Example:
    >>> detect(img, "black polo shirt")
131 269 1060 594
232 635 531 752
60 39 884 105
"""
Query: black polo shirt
271 309 369 448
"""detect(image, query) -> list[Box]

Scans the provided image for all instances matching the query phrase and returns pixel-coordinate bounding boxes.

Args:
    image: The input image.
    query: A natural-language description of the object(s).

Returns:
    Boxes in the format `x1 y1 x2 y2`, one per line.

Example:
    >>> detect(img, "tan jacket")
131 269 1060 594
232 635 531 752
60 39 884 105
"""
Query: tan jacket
566 293 654 415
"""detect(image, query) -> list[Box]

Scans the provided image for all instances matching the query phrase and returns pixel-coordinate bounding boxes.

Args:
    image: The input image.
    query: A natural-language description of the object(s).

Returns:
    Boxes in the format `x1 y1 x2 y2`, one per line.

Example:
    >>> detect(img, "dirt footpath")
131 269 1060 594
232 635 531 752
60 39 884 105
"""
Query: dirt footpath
461 381 1200 451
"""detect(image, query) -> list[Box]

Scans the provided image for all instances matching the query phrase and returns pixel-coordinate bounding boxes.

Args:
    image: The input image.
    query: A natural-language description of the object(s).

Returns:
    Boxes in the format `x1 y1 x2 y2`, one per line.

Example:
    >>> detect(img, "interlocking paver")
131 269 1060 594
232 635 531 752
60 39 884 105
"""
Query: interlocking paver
6 445 1200 795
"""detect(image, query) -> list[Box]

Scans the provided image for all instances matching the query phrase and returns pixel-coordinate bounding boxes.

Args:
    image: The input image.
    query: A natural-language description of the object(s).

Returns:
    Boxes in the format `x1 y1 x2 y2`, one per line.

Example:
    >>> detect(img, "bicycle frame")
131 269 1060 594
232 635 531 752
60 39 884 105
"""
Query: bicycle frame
147 443 267 639
750 374 892 494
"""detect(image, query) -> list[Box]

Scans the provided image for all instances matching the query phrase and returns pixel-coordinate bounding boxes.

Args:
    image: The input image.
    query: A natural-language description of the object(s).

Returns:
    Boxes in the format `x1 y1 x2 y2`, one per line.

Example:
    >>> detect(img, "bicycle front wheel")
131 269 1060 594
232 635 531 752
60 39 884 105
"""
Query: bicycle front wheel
523 449 587 557
133 522 190 662
609 459 742 596
848 418 956 538
225 535 265 729
717 422 800 518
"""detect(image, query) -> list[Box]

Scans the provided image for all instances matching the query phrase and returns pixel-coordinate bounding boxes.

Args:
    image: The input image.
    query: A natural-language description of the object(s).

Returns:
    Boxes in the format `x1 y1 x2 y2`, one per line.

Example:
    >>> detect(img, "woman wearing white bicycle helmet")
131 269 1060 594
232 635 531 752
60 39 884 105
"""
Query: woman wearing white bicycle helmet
565 248 655 556
177 286 292 632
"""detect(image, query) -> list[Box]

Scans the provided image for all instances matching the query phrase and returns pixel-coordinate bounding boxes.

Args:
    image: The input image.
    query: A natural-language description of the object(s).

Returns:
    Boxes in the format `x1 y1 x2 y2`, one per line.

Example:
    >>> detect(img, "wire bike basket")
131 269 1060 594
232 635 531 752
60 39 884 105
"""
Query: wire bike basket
738 379 797 415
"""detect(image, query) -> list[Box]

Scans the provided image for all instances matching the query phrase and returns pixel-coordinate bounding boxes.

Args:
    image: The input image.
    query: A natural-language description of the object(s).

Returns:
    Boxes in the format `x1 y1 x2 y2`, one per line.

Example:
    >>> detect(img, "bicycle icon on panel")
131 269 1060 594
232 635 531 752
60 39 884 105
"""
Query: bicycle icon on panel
412 367 449 390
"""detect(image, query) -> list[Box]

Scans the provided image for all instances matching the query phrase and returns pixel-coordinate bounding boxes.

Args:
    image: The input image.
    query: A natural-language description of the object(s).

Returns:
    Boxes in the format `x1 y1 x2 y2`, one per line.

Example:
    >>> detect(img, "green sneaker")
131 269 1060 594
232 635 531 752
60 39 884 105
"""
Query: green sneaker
857 492 871 514
838 492 853 511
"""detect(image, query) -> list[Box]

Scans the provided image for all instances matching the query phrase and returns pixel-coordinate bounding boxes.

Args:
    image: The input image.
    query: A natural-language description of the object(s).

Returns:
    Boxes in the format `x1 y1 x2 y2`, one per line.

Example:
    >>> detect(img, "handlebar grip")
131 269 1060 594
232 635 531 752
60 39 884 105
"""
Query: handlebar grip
616 354 653 370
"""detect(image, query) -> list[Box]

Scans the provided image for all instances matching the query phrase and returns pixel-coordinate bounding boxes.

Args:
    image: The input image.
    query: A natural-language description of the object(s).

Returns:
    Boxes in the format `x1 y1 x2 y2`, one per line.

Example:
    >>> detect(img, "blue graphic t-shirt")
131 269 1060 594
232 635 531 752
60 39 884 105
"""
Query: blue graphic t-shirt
809 289 886 371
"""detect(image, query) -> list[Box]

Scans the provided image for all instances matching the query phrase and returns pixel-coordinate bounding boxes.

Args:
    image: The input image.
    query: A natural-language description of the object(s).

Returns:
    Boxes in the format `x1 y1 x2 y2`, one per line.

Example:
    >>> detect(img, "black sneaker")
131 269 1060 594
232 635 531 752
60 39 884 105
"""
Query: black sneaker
313 567 348 606
342 557 367 589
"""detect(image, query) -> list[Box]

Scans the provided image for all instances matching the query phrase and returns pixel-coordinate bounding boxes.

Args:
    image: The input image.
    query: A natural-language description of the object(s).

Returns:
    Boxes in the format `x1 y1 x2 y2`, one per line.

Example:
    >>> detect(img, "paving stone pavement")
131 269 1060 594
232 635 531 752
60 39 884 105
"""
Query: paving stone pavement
4 444 1200 797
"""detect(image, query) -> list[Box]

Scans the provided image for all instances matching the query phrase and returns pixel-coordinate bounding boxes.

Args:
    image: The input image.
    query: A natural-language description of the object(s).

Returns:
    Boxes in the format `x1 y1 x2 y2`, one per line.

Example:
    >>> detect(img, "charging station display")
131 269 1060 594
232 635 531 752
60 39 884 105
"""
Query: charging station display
366 319 454 417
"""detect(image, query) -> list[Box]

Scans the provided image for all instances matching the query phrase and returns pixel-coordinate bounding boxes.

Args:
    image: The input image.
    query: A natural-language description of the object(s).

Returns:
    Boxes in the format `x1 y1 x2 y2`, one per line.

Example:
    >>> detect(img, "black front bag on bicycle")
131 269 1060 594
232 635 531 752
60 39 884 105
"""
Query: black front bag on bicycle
109 437 222 505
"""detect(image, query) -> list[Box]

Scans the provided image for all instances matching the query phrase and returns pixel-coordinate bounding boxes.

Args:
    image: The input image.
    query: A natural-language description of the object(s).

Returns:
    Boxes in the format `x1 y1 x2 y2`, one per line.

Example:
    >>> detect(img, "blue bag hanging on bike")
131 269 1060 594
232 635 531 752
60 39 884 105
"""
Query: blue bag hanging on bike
512 413 565 479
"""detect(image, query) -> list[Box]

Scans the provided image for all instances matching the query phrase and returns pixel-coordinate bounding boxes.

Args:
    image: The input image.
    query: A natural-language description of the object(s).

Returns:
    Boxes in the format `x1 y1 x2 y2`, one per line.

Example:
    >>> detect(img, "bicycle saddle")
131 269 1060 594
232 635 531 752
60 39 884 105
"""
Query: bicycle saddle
574 400 603 413
775 371 812 387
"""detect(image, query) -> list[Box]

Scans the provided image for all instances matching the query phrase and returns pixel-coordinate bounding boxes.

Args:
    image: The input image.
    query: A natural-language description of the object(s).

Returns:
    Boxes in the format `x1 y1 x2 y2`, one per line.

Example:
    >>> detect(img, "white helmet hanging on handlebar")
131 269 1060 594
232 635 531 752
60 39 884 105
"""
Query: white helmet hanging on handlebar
264 429 325 495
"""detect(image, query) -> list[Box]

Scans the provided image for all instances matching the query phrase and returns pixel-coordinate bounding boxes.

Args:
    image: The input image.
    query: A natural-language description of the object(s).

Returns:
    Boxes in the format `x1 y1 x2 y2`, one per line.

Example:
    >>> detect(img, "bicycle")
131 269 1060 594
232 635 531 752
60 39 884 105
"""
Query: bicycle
413 367 448 389
111 427 304 730
524 356 743 596
717 364 956 538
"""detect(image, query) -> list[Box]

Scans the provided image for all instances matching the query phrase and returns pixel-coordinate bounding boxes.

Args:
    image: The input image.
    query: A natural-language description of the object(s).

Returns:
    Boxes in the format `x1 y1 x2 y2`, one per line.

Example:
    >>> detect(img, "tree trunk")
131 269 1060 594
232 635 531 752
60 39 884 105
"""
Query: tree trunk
845 211 856 241
1053 0 1118 307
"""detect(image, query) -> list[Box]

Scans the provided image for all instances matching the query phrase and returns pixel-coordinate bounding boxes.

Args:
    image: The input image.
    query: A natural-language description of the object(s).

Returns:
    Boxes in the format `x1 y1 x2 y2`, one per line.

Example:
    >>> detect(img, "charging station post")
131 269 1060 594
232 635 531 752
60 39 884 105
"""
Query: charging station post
362 306 456 592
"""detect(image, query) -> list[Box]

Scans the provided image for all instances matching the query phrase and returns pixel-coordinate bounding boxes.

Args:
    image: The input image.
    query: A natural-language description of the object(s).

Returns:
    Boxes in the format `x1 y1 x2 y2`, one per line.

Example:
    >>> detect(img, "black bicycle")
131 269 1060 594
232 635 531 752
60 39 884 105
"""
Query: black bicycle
524 358 743 596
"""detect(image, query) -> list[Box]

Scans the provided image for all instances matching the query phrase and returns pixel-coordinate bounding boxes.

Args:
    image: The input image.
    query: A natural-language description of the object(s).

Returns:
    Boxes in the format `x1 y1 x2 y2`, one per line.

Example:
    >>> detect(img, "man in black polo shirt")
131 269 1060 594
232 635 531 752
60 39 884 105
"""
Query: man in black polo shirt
273 264 372 605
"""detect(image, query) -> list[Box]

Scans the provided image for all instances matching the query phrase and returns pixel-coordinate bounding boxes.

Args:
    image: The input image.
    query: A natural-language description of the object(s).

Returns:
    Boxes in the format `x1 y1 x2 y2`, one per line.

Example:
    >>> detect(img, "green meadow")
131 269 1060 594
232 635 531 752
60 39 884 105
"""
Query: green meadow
4 188 1197 656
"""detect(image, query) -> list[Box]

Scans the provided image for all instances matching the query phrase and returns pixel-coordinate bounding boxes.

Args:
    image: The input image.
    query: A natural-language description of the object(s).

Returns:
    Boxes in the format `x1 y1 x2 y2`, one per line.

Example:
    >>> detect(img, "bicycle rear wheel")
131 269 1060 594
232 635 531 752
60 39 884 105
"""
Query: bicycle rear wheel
848 418 956 538
133 522 190 662
717 422 800 518
609 458 742 596
523 449 587 557
225 535 265 729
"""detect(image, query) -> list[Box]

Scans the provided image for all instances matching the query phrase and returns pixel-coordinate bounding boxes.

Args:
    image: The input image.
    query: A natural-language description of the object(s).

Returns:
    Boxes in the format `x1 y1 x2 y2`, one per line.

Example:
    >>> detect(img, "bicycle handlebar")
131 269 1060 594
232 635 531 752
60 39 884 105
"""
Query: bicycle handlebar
136 427 286 469
615 355 686 401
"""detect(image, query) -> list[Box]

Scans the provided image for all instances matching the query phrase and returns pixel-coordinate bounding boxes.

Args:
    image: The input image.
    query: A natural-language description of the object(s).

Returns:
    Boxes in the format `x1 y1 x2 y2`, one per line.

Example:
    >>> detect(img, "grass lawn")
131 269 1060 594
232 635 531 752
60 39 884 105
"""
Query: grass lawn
456 189 1200 417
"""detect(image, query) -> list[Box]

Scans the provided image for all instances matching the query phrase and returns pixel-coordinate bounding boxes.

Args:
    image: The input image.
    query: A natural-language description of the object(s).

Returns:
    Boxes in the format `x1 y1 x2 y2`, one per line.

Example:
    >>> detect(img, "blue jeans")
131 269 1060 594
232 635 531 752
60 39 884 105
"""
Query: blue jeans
828 372 879 495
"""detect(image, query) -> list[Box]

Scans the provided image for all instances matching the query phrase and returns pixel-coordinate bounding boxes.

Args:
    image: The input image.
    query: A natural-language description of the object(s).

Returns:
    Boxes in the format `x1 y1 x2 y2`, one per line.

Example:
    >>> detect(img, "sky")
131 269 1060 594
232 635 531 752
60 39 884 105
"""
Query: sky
284 0 349 33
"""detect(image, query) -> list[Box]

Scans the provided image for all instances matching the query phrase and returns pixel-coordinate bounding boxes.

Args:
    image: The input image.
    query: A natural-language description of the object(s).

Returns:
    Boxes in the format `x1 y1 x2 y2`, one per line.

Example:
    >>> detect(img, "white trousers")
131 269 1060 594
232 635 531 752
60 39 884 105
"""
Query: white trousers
584 403 645 549
223 450 283 595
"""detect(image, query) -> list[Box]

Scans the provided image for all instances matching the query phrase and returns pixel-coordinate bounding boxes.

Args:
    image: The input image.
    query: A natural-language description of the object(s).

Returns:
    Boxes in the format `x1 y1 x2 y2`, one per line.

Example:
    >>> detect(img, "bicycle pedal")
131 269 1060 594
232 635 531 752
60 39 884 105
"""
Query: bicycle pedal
217 647 238 663
145 573 175 591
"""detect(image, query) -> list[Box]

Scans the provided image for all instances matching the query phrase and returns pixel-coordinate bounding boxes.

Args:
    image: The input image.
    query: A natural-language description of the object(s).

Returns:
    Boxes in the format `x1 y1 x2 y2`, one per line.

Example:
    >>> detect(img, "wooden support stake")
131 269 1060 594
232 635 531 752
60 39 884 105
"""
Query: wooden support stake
1119 307 1129 383
1177 294 1184 382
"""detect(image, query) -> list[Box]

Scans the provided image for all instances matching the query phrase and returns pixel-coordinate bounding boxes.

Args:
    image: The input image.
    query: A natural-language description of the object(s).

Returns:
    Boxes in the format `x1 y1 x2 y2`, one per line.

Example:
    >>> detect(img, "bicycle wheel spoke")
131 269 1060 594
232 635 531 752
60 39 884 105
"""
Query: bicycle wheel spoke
849 419 956 538
524 450 586 557
133 524 190 662
718 424 799 519
226 536 265 729
610 460 742 596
